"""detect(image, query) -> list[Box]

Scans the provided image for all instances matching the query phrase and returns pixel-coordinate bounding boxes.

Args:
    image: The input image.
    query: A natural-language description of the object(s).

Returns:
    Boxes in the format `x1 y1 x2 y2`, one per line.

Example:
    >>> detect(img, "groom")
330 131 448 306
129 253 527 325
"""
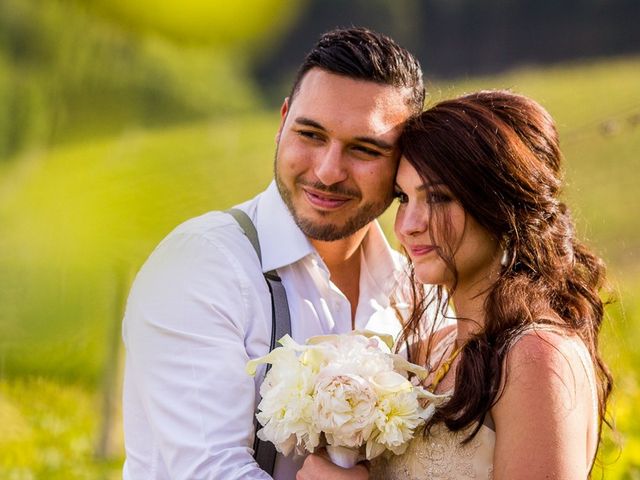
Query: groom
122 27 425 479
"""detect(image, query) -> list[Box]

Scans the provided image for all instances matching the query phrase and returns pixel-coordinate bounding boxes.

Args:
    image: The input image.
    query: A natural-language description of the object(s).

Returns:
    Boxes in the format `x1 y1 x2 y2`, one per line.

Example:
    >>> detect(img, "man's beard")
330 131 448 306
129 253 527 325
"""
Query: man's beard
274 161 393 242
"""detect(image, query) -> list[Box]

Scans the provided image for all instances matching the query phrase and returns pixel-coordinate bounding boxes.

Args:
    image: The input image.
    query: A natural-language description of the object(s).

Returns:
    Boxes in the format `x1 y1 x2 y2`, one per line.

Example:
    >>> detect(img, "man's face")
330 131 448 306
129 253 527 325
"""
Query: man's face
274 68 413 241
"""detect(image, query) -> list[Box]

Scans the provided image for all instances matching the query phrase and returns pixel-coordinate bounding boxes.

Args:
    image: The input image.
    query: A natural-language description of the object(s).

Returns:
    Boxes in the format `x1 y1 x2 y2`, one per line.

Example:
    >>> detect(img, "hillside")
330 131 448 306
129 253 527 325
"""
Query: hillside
0 56 638 477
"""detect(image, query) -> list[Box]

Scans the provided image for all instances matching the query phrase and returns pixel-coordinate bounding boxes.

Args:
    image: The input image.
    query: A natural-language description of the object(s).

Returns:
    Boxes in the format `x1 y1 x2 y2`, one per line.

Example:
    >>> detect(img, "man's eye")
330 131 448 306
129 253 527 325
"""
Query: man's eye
297 130 322 140
354 146 382 157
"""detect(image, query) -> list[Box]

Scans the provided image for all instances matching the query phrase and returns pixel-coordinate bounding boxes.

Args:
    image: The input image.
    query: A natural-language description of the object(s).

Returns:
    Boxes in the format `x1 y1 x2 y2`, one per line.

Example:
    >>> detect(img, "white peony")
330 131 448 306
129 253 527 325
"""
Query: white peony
312 372 378 448
246 331 436 464
249 343 320 455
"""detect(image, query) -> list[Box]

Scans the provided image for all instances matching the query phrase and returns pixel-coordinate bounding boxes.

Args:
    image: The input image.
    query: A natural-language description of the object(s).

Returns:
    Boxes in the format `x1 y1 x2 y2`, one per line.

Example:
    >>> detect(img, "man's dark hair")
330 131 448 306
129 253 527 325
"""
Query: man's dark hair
289 27 424 114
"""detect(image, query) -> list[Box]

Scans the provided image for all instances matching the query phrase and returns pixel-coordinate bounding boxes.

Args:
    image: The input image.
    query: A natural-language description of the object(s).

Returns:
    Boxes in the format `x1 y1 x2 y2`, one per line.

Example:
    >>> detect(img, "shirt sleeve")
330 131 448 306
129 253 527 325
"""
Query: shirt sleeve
122 229 272 479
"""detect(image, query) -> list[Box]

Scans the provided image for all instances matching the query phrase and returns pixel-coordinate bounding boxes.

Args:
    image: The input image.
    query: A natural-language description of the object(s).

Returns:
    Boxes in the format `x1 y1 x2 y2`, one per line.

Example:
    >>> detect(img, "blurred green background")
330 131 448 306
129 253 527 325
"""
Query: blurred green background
0 0 638 478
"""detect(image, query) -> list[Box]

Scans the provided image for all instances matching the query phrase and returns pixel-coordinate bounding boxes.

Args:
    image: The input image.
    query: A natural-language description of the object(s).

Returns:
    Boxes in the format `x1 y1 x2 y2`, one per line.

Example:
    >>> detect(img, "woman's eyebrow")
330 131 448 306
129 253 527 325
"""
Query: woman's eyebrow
416 182 445 192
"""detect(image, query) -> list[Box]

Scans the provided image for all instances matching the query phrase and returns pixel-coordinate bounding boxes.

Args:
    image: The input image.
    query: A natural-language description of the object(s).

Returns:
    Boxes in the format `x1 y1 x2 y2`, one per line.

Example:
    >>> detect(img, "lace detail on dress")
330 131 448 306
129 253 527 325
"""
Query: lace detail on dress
370 323 597 479
369 423 495 480
369 328 495 480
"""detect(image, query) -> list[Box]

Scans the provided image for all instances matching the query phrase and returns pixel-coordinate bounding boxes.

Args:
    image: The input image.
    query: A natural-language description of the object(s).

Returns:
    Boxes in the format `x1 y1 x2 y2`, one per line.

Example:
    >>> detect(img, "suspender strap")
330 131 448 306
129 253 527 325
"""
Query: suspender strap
226 208 291 475
226 208 263 264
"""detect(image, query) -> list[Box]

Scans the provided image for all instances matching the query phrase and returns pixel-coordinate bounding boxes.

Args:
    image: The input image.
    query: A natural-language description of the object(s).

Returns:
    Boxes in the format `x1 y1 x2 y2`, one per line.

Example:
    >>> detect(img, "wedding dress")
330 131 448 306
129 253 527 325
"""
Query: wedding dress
369 329 494 480
369 325 597 480
369 422 494 480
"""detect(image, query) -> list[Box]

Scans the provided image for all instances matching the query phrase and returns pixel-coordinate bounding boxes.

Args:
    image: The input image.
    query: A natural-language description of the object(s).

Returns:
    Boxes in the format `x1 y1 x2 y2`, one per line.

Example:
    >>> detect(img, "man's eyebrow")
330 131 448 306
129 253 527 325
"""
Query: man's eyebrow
294 116 394 151
294 117 326 130
354 136 394 151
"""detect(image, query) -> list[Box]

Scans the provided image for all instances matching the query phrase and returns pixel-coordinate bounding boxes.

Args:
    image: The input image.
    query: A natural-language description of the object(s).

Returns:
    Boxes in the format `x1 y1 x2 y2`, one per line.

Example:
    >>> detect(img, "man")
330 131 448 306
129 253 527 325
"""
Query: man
122 27 424 479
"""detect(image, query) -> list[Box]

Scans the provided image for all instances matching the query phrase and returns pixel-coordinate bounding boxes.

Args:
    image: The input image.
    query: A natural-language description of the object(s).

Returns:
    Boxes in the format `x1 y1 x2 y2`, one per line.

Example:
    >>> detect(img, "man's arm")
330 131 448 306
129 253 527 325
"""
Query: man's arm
123 228 272 479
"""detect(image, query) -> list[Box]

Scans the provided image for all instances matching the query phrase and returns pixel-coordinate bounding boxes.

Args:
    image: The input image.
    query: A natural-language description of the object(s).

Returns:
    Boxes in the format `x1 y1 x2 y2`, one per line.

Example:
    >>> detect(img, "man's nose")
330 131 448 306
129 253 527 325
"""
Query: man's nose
313 143 348 186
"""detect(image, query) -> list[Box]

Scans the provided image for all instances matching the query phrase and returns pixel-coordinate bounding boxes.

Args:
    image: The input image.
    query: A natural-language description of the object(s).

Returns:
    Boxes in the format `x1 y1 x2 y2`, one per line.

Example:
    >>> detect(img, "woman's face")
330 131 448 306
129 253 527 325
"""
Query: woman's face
394 158 501 290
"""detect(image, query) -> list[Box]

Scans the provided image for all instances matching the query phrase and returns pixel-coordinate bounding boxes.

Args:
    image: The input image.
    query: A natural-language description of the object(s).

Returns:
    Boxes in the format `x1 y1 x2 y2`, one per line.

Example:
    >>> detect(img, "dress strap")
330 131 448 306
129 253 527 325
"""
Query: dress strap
568 336 600 463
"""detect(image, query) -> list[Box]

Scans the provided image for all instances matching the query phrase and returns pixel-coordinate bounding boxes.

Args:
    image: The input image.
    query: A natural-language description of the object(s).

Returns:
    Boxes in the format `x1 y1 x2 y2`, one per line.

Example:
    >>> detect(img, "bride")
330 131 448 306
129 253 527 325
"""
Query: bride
296 90 612 480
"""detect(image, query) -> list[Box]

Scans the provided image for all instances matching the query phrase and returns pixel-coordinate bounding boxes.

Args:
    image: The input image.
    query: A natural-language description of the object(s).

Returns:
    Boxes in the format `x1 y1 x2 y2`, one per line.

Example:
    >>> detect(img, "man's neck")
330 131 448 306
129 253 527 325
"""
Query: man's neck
310 225 370 326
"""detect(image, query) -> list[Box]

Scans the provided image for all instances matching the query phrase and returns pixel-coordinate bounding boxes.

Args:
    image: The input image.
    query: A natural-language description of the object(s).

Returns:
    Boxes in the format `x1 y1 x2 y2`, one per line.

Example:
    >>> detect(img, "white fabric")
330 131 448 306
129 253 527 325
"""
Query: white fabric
122 181 411 480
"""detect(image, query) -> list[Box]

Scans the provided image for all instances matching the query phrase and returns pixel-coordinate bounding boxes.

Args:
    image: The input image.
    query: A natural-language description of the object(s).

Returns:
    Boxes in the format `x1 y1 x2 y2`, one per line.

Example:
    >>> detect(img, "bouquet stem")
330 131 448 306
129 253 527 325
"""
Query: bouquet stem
326 445 360 468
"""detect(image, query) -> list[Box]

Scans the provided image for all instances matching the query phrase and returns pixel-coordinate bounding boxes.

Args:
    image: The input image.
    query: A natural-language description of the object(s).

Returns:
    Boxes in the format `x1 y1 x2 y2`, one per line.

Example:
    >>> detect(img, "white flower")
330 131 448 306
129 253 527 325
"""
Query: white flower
245 331 437 461
248 339 321 455
368 389 425 457
312 372 377 448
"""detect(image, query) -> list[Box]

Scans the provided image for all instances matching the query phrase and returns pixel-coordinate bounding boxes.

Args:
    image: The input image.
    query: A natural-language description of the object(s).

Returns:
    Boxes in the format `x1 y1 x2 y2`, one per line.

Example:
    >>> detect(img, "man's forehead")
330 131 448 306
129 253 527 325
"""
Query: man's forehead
294 69 412 110
289 70 413 132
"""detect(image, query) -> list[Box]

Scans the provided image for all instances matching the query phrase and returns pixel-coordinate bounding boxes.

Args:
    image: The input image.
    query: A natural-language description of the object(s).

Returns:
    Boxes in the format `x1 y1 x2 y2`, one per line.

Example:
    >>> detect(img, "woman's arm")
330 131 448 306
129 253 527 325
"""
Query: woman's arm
492 330 597 479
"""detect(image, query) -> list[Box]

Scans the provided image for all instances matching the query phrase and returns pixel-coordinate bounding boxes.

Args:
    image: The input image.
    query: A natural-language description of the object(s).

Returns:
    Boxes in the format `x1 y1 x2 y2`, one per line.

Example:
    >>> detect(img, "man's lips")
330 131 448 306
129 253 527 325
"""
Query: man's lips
303 187 353 209
407 245 437 256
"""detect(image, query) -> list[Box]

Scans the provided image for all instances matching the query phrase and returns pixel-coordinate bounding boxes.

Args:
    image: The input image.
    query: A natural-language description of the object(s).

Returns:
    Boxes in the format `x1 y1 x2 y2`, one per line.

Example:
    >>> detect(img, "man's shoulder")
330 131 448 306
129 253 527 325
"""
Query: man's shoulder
154 209 259 264
171 210 240 240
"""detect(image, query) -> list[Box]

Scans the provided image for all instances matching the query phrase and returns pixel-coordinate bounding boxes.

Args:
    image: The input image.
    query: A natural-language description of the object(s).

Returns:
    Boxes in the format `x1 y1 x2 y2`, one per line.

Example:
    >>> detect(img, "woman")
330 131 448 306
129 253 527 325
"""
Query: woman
296 90 612 479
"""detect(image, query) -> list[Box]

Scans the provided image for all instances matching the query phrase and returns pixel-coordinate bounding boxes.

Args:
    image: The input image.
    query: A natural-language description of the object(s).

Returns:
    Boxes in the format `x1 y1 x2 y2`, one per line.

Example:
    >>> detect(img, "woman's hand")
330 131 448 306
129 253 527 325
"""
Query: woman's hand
296 453 369 480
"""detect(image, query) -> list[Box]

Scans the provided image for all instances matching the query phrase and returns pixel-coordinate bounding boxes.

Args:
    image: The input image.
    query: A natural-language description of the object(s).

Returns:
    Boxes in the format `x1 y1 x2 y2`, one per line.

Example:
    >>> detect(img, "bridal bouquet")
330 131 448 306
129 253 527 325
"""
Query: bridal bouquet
246 331 437 467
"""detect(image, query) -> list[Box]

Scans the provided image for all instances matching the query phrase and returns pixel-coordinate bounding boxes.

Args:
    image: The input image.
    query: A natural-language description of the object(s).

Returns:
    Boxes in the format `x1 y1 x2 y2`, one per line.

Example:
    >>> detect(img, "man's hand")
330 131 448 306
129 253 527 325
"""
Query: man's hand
296 453 369 480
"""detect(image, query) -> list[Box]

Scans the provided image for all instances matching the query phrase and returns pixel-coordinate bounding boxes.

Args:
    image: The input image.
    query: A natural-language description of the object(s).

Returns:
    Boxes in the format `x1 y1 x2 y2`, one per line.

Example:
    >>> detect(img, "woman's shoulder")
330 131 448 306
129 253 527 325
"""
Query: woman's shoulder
505 326 587 380
506 325 588 370
490 325 599 476
499 324 595 413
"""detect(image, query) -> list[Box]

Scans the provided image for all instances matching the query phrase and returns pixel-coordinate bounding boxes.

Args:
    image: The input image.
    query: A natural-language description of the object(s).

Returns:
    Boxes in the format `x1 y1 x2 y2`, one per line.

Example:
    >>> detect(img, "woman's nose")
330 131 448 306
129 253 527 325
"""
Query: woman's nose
397 203 428 237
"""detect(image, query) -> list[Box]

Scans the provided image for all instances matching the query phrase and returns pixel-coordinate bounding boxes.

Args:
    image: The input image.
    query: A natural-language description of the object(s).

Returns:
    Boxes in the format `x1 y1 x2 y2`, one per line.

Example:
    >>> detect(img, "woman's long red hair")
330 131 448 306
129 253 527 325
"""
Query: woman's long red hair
396 90 613 458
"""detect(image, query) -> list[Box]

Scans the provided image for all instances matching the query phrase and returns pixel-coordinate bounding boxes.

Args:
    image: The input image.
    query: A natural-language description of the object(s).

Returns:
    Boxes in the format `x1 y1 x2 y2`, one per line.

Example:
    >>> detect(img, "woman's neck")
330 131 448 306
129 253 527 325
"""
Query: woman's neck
450 272 498 342
452 292 487 343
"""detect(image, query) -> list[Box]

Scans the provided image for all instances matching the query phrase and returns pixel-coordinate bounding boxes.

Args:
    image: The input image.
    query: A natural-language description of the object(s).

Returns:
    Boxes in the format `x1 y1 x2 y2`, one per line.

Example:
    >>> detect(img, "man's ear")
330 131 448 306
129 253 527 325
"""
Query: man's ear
275 97 290 144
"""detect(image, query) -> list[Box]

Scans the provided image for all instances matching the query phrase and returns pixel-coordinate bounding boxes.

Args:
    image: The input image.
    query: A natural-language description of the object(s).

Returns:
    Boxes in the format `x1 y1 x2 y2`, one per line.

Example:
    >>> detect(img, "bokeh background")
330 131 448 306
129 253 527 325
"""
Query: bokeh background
1 0 638 478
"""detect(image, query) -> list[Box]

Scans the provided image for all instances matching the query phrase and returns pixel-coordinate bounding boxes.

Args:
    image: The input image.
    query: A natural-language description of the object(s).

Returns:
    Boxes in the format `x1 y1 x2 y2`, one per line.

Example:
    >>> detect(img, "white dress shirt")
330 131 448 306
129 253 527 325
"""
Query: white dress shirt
122 181 411 480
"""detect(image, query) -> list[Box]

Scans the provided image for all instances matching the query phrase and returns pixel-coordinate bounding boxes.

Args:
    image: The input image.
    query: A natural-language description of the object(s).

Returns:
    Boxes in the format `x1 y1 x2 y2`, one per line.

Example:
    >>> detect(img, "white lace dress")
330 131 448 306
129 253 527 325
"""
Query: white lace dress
369 329 494 480
369 422 495 480
369 325 597 480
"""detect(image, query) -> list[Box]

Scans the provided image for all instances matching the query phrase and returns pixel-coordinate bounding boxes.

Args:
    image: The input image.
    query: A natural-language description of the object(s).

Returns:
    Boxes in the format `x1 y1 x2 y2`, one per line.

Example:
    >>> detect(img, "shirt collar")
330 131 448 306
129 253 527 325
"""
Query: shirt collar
256 181 315 273
359 220 405 307
255 181 405 296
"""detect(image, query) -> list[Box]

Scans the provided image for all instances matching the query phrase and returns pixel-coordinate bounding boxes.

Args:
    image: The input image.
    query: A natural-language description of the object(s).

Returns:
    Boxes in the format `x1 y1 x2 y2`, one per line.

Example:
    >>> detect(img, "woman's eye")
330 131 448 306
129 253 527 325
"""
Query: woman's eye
427 192 452 204
394 191 408 204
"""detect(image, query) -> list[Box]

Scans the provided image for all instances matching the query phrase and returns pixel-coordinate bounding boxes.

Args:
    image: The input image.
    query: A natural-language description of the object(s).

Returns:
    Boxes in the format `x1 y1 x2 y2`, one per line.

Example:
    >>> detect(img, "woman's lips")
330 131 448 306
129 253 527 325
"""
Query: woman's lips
303 188 351 210
408 245 437 256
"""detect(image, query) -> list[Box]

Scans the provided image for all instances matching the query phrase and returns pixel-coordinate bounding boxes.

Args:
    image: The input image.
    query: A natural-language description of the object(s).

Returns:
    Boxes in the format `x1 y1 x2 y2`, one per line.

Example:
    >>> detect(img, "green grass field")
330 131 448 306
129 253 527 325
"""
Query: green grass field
1 56 639 478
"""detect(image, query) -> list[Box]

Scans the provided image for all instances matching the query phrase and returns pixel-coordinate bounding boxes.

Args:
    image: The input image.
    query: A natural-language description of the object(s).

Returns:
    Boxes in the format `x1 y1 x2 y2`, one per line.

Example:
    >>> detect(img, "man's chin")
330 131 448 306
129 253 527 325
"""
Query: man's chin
295 217 353 242
293 207 380 241
277 178 389 241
